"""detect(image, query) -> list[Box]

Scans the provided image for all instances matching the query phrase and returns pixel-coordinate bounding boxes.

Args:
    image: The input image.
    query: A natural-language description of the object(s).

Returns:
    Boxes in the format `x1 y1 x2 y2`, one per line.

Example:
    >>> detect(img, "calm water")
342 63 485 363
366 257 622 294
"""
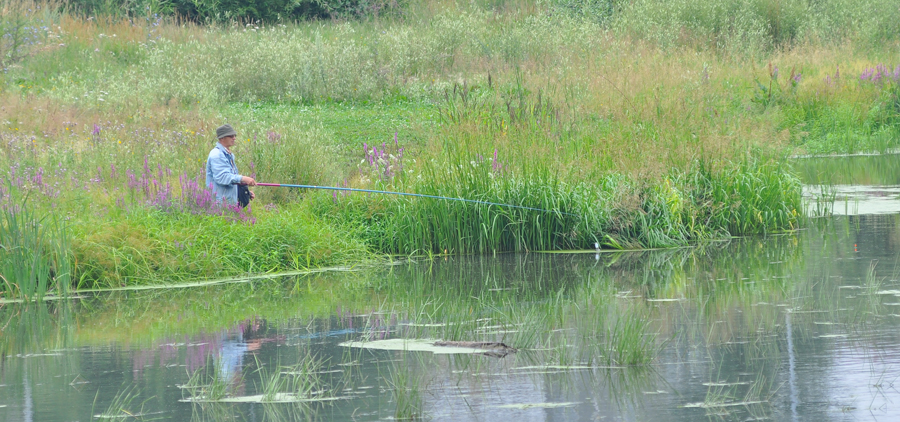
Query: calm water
3 156 900 422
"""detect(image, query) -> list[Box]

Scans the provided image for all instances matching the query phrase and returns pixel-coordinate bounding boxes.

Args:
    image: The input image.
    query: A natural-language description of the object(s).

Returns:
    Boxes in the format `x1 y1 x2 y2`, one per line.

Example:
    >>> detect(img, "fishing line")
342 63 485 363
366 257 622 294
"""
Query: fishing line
256 183 576 216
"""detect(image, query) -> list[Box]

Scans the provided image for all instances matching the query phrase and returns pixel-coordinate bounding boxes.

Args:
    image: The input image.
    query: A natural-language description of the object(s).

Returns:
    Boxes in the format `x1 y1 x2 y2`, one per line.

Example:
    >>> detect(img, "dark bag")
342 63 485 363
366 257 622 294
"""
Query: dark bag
237 185 252 208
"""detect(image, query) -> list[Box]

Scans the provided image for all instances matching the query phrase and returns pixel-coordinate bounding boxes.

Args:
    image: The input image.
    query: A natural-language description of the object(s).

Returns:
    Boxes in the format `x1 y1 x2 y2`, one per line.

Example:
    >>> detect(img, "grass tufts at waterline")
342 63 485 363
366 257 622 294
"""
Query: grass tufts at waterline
319 156 801 254
0 196 71 300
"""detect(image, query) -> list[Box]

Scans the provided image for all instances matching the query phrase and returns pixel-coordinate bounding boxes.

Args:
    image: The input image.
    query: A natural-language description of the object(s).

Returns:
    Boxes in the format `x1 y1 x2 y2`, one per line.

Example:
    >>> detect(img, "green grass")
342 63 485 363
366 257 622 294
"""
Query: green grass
384 356 428 420
0 195 72 300
181 360 233 402
70 202 369 288
92 384 146 421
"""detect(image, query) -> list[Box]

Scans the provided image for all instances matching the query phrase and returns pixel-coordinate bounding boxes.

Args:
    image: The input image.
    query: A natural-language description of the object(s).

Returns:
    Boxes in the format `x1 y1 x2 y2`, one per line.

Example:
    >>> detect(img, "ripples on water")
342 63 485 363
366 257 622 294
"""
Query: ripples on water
2 156 900 421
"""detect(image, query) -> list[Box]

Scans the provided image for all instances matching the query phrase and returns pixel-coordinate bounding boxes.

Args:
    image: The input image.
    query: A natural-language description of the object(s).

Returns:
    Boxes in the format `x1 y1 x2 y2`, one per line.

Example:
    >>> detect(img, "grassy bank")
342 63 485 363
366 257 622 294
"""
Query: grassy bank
0 0 897 296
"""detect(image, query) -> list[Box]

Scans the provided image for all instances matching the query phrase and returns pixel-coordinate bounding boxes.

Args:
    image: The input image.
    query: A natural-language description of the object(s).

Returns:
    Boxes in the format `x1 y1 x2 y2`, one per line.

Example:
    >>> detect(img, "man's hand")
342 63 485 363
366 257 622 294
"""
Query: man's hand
240 176 257 186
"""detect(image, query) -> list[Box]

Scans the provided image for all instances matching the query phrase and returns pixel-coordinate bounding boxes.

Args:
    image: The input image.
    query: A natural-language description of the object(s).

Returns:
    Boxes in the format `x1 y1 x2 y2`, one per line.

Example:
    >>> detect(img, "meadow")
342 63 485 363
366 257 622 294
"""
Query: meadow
1 0 898 297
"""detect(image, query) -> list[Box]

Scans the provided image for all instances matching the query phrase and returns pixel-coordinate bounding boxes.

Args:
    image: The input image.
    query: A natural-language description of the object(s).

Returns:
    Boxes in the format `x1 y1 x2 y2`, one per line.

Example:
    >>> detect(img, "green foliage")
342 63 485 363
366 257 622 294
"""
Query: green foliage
385 357 427 420
318 154 801 255
680 159 802 235
64 0 402 21
781 65 900 155
94 384 146 421
550 0 900 53
0 195 71 300
181 359 233 401
72 203 368 287
602 304 661 365
311 75 801 254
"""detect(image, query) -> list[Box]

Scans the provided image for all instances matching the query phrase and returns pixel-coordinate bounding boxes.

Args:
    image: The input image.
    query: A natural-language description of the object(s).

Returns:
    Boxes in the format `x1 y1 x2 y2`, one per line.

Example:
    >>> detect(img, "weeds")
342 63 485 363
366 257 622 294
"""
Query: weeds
92 384 147 421
385 356 428 420
180 359 233 402
284 351 325 399
0 195 71 300
602 304 662 366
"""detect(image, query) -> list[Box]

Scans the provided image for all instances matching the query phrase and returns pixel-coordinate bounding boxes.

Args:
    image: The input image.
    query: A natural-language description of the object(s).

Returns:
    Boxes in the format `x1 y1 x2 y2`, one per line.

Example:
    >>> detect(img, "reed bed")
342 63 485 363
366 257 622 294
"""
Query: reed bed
0 195 71 299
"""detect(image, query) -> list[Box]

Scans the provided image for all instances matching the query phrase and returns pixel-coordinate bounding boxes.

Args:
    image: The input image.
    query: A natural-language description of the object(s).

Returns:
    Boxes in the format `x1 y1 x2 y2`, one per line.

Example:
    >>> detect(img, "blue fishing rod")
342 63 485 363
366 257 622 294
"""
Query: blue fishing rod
256 183 576 217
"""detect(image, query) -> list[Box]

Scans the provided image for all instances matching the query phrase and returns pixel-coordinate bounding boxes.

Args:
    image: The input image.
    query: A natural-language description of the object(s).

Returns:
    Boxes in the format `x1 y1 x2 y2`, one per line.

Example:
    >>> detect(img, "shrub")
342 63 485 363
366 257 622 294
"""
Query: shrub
64 0 403 22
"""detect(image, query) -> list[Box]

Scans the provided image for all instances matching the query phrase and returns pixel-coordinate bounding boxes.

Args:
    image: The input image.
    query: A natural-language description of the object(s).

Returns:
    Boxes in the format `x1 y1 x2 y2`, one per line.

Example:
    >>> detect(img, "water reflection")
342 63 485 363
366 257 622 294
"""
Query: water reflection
797 154 900 216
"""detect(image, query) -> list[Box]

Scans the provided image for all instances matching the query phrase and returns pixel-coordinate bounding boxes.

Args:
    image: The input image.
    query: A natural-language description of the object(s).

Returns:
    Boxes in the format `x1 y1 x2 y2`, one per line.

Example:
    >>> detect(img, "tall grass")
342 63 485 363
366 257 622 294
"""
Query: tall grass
0 196 71 299
318 99 801 253
549 0 900 54
0 0 60 70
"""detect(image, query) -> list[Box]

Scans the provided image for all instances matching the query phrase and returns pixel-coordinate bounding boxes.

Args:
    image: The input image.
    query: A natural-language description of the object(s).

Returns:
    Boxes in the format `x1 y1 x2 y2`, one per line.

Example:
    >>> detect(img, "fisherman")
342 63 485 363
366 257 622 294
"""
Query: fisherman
206 124 256 207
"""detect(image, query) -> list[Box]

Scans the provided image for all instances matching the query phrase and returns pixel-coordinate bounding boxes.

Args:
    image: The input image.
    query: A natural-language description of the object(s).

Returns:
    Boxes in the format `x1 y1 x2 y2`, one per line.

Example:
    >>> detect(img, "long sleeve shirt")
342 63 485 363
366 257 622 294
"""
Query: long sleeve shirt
205 142 243 205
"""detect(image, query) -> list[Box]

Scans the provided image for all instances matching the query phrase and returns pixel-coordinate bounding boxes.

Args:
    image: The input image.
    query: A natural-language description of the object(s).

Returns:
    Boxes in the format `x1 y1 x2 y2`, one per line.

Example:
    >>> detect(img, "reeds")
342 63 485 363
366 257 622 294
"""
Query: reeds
180 360 233 402
92 384 146 421
326 153 801 254
0 197 71 300
384 356 428 420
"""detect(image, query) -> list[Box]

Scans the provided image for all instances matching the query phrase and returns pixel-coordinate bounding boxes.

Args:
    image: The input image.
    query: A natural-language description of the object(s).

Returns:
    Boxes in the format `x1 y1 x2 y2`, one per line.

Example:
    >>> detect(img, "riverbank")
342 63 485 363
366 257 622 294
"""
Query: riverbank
0 0 897 296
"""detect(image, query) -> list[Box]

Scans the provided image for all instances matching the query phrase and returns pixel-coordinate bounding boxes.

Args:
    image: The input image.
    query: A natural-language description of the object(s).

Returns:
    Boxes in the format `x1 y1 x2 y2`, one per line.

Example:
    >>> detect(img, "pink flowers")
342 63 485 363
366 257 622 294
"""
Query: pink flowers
363 135 404 181
860 64 900 85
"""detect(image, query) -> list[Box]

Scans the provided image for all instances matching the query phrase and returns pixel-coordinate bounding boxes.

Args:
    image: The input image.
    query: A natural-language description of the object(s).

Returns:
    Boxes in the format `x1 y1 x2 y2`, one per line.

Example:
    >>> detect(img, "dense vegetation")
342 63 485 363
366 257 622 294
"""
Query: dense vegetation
1 0 898 298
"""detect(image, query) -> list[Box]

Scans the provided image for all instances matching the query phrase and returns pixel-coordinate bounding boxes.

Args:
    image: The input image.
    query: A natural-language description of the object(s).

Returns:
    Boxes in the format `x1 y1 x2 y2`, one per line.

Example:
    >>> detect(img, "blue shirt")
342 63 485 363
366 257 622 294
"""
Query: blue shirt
206 142 244 204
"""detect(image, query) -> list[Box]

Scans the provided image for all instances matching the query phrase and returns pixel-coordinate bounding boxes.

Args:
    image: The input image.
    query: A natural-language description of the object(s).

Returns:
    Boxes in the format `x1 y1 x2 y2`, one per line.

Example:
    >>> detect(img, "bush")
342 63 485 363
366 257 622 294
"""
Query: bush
64 0 403 22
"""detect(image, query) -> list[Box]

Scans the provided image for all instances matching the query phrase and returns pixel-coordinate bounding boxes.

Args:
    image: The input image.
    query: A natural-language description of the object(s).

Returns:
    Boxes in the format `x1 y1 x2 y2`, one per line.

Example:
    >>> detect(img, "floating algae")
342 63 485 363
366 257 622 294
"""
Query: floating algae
493 402 579 409
339 339 516 356
180 393 346 403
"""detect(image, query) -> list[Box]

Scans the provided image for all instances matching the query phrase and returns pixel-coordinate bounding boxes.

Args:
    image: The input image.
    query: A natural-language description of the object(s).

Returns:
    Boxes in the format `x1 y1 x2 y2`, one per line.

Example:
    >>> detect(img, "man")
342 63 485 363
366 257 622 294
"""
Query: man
206 124 256 206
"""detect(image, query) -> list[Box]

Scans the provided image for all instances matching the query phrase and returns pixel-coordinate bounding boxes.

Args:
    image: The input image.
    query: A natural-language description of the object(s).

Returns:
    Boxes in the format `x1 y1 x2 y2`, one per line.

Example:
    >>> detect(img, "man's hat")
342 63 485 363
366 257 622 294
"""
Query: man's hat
216 124 237 139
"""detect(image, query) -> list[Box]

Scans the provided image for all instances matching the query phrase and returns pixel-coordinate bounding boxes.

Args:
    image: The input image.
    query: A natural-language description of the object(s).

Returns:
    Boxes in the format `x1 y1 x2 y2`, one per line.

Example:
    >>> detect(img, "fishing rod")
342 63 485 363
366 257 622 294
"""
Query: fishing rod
256 183 576 217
